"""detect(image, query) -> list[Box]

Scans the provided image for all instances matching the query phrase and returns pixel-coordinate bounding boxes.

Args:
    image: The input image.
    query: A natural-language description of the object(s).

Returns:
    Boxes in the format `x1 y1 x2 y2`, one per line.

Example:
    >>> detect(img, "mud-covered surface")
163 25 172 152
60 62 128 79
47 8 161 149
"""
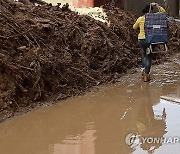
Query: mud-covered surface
0 53 179 154
0 0 179 122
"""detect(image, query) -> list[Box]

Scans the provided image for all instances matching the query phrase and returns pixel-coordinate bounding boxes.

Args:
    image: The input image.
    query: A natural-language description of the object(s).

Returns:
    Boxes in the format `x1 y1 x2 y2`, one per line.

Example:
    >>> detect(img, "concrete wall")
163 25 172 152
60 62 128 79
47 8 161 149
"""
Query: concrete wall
124 0 165 15
166 0 179 17
94 0 165 15
44 0 179 17
73 0 94 8
94 0 179 17
94 0 125 9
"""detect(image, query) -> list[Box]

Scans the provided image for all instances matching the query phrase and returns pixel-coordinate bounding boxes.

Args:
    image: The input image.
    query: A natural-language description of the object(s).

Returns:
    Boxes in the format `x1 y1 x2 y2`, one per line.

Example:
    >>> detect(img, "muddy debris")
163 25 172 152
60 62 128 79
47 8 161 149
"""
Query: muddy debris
0 0 179 122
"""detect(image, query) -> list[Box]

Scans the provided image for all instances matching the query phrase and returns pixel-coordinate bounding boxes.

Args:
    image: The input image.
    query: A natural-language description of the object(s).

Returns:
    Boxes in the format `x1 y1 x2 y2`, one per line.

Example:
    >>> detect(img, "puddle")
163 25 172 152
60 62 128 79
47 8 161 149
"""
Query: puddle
0 54 179 154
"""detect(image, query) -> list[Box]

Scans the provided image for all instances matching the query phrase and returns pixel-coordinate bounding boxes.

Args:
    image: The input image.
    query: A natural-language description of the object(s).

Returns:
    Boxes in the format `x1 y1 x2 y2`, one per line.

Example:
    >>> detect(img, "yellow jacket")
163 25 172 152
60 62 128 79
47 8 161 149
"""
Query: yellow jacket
133 7 166 40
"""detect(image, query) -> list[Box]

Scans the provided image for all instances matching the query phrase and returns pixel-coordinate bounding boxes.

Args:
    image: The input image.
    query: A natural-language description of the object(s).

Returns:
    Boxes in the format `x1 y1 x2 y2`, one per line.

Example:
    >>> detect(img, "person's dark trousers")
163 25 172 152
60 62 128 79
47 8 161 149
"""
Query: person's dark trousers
138 39 152 74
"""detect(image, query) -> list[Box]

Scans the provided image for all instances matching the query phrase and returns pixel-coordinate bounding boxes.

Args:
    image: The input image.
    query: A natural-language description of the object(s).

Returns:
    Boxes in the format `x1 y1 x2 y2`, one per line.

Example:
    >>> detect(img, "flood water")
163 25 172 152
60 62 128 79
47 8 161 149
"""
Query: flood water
0 54 179 154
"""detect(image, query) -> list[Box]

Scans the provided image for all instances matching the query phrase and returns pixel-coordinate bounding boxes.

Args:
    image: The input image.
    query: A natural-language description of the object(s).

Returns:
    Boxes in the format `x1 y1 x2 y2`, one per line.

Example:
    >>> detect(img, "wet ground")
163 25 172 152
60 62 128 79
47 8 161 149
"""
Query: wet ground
0 54 179 154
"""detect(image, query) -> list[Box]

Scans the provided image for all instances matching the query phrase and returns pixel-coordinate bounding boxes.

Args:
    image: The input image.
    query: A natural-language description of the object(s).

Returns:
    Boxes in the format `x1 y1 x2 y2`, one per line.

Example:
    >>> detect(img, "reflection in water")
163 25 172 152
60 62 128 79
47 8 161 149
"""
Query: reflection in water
0 54 179 154
136 83 166 153
54 128 96 154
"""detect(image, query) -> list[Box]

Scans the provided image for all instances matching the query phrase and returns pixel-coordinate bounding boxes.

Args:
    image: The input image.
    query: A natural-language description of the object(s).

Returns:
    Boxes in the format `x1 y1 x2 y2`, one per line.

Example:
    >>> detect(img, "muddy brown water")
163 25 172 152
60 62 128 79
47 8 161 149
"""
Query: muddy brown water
0 54 179 154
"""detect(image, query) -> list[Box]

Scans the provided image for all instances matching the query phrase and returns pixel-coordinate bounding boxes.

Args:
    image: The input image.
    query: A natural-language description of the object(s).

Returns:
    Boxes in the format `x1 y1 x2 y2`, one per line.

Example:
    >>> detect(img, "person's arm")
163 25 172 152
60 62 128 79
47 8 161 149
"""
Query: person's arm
133 18 140 30
159 6 166 13
151 2 166 13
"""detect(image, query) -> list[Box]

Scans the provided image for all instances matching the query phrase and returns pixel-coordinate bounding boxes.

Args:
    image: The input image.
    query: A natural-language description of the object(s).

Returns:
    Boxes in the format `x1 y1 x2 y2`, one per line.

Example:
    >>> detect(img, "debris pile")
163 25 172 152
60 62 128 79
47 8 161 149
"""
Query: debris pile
0 0 179 121
168 21 180 52
73 7 108 23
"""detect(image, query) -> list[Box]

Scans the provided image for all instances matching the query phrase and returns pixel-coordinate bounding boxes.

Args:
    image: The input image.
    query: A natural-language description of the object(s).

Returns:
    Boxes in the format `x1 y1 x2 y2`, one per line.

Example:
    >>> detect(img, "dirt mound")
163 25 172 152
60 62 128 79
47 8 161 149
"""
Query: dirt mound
168 21 180 52
0 0 179 121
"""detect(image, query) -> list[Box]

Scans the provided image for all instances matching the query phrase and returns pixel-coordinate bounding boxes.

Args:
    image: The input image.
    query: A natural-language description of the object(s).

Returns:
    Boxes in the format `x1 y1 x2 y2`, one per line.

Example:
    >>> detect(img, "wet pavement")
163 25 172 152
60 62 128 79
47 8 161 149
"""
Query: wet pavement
0 54 179 154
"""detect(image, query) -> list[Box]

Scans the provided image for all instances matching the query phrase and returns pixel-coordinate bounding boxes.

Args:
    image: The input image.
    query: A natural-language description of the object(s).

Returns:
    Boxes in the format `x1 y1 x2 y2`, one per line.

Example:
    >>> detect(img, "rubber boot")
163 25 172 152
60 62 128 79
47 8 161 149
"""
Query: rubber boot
144 73 150 82
141 68 145 79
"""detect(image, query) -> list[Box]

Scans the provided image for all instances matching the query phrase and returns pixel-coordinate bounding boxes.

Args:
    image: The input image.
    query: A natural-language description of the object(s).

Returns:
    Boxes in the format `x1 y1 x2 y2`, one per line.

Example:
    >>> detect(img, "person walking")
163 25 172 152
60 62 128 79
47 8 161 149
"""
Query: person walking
133 2 166 82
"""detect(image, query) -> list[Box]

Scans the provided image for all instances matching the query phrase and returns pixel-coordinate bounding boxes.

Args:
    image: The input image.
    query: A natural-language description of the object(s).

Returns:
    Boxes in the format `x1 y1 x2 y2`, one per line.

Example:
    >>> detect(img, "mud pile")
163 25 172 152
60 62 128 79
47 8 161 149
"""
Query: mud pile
73 7 108 23
0 0 179 121
168 21 180 52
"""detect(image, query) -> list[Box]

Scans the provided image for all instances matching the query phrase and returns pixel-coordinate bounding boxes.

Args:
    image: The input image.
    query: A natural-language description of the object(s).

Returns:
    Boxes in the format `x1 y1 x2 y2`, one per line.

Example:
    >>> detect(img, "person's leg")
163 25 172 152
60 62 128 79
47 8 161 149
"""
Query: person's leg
144 53 152 74
138 40 152 81
138 39 147 70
